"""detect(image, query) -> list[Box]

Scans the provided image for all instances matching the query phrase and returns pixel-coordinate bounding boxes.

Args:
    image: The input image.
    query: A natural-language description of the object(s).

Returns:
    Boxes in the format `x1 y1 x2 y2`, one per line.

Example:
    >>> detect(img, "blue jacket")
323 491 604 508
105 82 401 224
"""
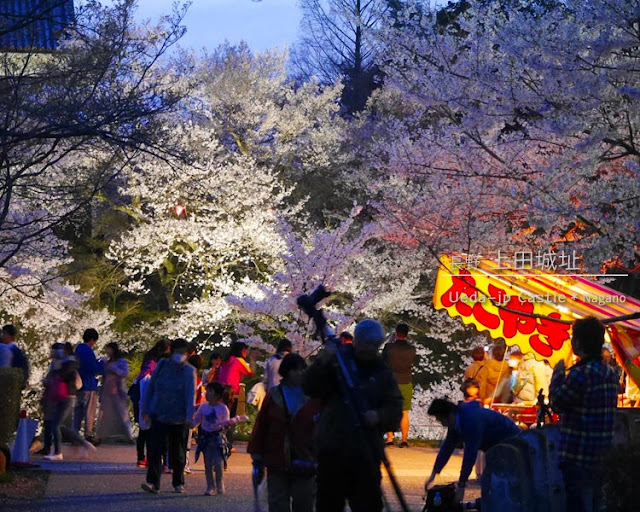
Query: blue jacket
75 343 103 392
9 343 29 386
433 400 520 484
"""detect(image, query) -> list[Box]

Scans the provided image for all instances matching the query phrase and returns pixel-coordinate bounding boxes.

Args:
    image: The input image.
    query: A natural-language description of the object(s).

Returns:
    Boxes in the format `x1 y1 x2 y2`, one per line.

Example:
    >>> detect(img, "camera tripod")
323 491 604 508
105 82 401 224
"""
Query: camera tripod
298 285 411 512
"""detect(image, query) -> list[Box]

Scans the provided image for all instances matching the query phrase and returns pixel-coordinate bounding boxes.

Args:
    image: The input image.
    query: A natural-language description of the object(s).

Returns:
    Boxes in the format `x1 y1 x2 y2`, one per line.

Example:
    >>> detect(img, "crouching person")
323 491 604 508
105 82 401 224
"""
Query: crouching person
425 398 520 502
248 353 320 512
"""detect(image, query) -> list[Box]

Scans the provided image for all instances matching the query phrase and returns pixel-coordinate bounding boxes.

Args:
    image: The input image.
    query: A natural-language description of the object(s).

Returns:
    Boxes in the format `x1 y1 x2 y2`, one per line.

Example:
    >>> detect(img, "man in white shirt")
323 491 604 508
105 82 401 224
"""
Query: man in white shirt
263 339 292 392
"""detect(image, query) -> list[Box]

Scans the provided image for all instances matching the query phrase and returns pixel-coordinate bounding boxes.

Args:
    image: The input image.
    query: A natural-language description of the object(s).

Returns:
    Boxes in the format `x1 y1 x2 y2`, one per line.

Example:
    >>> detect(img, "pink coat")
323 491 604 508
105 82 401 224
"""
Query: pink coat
217 356 253 394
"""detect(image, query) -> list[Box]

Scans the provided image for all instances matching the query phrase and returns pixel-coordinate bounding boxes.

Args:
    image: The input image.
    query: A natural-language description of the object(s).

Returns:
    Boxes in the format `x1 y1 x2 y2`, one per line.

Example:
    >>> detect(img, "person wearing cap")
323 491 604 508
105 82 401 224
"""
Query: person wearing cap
425 398 520 502
303 319 403 512
383 322 417 447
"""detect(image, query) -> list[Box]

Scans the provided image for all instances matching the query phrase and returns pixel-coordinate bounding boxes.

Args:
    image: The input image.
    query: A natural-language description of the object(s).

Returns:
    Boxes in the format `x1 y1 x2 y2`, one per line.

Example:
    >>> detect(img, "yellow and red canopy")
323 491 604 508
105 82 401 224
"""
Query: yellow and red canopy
433 254 640 373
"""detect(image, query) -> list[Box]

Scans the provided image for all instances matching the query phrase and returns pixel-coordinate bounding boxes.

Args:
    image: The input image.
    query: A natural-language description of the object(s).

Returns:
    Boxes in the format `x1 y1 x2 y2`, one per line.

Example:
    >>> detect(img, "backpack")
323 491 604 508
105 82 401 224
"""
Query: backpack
422 484 458 512
149 359 188 423
46 373 69 403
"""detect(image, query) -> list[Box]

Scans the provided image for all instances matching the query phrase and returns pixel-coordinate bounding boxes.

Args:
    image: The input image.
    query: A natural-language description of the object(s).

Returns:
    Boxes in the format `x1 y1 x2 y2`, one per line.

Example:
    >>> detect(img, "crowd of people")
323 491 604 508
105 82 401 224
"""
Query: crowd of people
0 315 628 512
0 320 411 510
433 317 620 512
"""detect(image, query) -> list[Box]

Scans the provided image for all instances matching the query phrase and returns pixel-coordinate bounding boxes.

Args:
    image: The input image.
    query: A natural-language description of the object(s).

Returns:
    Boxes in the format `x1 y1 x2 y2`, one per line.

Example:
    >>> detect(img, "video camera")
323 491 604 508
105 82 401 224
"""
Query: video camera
296 284 412 512
296 285 334 342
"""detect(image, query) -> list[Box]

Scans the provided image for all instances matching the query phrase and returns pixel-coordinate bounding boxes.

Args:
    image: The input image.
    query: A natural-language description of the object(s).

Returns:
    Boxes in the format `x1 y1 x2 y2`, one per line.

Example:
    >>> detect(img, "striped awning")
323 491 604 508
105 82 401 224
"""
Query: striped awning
433 253 640 368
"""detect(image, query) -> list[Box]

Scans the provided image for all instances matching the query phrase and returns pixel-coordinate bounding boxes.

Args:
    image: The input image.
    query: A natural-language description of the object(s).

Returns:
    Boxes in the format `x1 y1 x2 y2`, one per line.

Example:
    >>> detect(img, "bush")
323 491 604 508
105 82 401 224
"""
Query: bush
0 368 23 446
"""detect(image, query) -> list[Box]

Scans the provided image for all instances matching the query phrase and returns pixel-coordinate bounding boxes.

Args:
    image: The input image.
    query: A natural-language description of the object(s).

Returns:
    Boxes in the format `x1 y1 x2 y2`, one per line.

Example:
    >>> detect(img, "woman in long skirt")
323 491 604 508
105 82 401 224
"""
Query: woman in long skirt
96 342 133 443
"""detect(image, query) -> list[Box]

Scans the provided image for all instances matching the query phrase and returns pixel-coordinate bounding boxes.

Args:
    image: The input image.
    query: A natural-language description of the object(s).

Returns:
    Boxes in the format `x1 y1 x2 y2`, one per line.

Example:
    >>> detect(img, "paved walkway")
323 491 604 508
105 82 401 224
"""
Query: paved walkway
5 443 480 512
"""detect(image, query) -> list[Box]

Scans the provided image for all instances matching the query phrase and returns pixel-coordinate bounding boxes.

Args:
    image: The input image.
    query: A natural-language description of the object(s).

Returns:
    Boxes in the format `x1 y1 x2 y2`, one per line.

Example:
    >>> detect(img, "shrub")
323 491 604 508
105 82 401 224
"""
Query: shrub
0 368 23 446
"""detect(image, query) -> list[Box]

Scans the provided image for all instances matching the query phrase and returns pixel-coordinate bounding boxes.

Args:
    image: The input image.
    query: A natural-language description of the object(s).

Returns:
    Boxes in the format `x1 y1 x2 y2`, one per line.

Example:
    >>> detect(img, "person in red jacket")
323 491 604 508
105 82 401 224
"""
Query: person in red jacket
248 353 321 512
217 341 257 450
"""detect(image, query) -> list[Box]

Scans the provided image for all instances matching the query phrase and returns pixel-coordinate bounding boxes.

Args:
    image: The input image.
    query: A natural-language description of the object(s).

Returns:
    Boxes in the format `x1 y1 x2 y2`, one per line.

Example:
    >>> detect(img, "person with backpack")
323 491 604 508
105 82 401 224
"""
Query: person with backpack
192 382 231 496
141 338 196 494
513 352 550 403
249 353 321 512
40 343 96 460
303 319 403 512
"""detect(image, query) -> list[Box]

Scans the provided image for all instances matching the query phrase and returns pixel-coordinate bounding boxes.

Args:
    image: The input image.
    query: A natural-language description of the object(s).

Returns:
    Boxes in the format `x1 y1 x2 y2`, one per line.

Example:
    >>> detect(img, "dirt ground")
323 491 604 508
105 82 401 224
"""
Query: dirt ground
0 468 50 503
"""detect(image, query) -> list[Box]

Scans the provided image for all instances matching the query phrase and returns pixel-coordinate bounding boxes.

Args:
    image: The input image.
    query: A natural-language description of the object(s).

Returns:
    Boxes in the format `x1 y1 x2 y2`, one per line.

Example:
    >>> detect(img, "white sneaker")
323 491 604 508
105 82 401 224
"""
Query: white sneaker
44 453 63 461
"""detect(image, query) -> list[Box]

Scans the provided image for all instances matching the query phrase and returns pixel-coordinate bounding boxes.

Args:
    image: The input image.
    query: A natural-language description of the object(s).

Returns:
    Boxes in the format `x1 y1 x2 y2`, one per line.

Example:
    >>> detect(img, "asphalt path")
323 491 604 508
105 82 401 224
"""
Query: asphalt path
4 443 480 512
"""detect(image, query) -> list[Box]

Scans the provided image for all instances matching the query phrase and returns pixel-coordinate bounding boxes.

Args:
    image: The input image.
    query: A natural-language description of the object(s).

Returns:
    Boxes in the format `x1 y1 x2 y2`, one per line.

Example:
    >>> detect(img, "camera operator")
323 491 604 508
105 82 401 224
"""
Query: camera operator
302 319 403 512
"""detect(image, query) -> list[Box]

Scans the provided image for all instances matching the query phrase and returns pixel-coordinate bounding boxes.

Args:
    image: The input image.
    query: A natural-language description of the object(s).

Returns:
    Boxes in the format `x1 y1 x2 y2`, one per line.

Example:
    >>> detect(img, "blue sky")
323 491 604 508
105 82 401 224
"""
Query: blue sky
131 0 302 52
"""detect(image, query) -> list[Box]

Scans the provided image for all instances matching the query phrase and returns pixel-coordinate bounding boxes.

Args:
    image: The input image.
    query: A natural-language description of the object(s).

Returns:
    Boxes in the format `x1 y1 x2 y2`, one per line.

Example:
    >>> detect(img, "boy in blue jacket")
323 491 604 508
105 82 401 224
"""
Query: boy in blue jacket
73 328 103 443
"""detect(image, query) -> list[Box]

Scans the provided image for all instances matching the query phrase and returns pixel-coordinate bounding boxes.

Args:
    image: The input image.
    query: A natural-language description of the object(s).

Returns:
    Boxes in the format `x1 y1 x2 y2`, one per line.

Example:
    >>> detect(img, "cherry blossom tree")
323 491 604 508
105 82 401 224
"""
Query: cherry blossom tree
371 0 640 271
0 0 189 286
0 0 190 412
106 45 350 344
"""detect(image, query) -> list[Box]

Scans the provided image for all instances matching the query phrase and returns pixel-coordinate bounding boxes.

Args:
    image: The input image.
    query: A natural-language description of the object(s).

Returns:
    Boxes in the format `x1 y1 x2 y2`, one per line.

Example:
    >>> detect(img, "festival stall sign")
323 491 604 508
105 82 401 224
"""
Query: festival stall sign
433 253 640 368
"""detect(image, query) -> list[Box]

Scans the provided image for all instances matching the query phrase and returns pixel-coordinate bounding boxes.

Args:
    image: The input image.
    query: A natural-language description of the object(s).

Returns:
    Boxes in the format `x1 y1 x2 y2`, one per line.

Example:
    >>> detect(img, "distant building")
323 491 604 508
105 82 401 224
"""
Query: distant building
0 0 74 52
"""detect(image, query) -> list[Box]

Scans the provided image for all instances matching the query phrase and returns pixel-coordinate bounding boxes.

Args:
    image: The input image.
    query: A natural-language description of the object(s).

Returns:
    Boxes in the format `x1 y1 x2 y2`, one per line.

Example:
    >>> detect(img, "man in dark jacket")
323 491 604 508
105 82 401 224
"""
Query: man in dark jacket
141 338 196 494
2 324 29 388
425 398 520 502
303 319 403 512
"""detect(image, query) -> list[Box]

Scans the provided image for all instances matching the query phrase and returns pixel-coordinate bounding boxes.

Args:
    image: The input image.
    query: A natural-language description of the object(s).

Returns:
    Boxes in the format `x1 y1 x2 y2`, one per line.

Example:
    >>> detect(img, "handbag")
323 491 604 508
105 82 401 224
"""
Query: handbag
248 381 266 407
128 380 141 403
74 370 83 392
46 373 69 403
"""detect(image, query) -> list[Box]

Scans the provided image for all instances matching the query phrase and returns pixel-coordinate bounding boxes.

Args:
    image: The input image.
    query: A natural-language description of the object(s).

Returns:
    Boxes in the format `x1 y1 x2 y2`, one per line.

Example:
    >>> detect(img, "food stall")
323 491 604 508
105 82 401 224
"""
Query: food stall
432 253 640 431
